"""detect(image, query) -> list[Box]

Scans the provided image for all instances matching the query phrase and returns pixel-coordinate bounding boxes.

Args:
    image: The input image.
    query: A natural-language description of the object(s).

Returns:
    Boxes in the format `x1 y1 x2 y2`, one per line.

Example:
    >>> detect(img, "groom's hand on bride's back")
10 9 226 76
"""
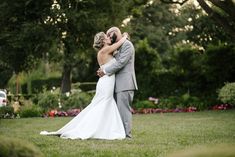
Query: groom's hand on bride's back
97 68 105 77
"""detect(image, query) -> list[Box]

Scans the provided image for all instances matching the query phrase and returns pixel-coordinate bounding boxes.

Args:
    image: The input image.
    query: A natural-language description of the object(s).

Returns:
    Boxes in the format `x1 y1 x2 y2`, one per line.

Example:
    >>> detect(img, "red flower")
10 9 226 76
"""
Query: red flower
48 110 57 117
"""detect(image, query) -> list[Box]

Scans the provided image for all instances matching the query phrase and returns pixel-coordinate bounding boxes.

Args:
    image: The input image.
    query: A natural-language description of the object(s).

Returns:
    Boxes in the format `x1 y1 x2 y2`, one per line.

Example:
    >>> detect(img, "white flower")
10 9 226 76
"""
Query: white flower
66 92 70 97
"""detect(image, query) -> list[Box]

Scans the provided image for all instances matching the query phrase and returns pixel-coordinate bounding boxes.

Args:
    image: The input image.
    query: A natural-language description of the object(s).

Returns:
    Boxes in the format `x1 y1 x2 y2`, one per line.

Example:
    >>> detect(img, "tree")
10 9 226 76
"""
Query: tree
48 0 145 93
160 0 235 39
0 0 54 93
177 3 233 47
127 1 185 54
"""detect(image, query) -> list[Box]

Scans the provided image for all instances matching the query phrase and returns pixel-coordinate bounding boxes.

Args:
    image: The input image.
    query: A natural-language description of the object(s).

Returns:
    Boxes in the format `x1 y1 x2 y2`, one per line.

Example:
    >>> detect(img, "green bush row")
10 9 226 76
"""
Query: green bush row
21 77 61 94
0 105 43 118
1 81 234 118
135 43 235 107
134 82 235 110
32 87 93 112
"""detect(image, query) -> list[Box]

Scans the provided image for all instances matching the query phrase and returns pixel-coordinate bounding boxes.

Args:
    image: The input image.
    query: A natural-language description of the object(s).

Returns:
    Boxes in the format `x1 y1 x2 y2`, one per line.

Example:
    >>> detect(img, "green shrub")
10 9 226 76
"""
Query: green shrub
18 96 33 106
28 77 61 94
180 93 200 107
8 62 61 95
37 88 60 112
0 136 44 157
157 94 206 110
0 106 14 118
158 96 180 109
133 100 155 109
62 90 93 110
218 82 235 106
19 105 43 118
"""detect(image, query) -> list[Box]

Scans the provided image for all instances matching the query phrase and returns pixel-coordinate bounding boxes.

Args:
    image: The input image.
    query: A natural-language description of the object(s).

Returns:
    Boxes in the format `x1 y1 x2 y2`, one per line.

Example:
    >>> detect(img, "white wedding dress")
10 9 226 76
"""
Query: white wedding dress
40 58 125 140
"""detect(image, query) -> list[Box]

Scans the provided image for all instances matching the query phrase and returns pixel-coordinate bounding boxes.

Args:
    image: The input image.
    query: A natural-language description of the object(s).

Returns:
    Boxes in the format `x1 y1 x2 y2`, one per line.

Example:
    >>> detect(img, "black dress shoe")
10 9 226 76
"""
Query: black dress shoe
125 135 132 139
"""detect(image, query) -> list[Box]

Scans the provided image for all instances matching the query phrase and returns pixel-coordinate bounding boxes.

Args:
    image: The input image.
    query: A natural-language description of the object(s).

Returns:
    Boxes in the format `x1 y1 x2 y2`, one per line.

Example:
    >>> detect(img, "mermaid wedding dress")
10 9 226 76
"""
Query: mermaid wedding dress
40 58 125 140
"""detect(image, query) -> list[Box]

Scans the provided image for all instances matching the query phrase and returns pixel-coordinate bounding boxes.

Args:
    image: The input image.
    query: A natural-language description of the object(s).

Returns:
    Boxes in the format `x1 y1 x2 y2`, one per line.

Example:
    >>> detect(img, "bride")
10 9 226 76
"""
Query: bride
40 32 128 140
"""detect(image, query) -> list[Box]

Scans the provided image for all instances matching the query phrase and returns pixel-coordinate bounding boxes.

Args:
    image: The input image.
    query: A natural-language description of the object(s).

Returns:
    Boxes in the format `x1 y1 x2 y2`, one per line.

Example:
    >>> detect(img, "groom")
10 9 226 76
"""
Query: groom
97 27 138 138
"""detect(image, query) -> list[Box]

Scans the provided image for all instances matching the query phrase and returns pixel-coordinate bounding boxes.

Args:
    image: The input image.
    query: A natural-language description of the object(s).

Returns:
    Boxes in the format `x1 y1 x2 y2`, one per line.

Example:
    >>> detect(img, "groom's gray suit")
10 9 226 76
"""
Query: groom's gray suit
104 40 138 137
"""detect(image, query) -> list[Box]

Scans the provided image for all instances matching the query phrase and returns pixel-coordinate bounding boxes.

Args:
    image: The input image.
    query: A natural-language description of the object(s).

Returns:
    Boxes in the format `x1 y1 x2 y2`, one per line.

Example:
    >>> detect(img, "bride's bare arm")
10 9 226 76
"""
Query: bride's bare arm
100 34 127 54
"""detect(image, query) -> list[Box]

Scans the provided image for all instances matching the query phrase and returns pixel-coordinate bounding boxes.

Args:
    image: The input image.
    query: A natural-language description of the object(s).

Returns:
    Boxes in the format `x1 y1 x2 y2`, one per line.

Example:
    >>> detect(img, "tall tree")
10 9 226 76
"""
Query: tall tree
160 0 235 39
0 0 54 92
179 3 234 47
127 0 185 54
48 0 144 93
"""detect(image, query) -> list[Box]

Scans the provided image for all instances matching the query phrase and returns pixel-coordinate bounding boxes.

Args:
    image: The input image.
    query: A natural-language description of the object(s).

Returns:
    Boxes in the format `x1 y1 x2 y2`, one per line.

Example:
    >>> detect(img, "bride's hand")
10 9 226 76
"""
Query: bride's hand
123 32 130 40
97 68 105 77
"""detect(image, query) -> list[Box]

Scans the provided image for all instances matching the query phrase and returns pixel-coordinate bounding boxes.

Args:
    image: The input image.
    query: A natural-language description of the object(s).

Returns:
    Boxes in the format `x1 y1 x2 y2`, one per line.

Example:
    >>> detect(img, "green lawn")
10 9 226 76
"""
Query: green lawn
0 110 235 157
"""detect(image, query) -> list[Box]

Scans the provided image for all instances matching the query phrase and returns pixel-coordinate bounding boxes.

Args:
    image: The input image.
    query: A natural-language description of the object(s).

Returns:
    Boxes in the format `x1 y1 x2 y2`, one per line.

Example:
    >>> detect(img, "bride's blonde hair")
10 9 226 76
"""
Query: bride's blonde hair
93 32 106 51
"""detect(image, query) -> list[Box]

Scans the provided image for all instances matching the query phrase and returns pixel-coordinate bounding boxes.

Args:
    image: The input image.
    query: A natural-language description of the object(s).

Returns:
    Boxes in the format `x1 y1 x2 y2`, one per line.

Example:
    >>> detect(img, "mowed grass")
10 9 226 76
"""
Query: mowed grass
0 110 235 157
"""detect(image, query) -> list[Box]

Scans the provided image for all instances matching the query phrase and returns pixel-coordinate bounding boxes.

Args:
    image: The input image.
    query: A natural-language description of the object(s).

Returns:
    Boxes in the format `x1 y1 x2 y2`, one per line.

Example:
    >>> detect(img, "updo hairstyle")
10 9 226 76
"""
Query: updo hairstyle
93 32 106 51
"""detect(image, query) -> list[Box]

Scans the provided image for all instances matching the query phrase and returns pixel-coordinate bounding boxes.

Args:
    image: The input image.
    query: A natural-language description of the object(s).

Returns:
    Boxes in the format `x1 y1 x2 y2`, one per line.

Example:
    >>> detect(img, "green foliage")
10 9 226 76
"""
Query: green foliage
7 62 61 94
150 43 235 108
0 136 44 157
1 0 234 109
180 93 199 107
0 67 12 89
203 43 235 91
158 96 180 109
0 0 54 74
166 44 205 95
134 39 164 99
11 97 44 118
27 77 61 94
19 105 43 118
50 0 140 92
153 71 178 97
61 91 93 110
179 3 234 47
33 85 94 112
158 94 206 110
133 100 155 109
0 106 14 118
126 1 234 105
17 96 32 106
36 88 60 112
218 82 235 106
127 1 184 54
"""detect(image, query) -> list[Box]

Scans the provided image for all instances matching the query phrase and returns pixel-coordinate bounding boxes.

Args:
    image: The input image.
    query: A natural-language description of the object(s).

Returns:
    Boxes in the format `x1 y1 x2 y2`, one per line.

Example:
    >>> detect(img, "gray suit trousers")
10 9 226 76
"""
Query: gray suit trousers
114 90 134 137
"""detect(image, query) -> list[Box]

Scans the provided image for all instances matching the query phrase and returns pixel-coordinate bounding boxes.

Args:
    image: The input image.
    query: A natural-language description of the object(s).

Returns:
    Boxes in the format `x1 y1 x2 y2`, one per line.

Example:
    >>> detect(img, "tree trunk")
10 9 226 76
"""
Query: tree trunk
16 73 19 95
61 64 72 93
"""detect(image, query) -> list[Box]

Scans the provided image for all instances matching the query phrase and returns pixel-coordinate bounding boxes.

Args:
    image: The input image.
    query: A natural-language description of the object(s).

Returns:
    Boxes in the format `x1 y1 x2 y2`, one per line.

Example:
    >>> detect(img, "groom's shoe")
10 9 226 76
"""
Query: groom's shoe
125 135 132 140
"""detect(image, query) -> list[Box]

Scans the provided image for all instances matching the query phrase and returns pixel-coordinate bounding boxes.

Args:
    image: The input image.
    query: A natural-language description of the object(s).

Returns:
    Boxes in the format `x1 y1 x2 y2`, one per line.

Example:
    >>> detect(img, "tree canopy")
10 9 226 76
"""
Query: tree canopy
160 0 235 39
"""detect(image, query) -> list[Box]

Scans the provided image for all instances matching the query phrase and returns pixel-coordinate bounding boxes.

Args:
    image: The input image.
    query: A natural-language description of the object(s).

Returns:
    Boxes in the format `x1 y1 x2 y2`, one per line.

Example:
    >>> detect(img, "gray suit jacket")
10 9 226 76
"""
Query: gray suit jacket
105 40 138 93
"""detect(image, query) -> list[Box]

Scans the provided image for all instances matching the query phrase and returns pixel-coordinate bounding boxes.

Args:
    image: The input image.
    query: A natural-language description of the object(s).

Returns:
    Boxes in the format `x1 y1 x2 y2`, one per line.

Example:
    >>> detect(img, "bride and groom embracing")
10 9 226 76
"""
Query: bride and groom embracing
40 27 138 140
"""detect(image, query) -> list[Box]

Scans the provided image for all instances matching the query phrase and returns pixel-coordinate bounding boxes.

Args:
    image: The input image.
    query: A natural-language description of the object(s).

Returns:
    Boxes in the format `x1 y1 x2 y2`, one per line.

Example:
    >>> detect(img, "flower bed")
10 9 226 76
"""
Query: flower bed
43 104 233 118
212 104 232 110
45 109 81 117
131 106 197 114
